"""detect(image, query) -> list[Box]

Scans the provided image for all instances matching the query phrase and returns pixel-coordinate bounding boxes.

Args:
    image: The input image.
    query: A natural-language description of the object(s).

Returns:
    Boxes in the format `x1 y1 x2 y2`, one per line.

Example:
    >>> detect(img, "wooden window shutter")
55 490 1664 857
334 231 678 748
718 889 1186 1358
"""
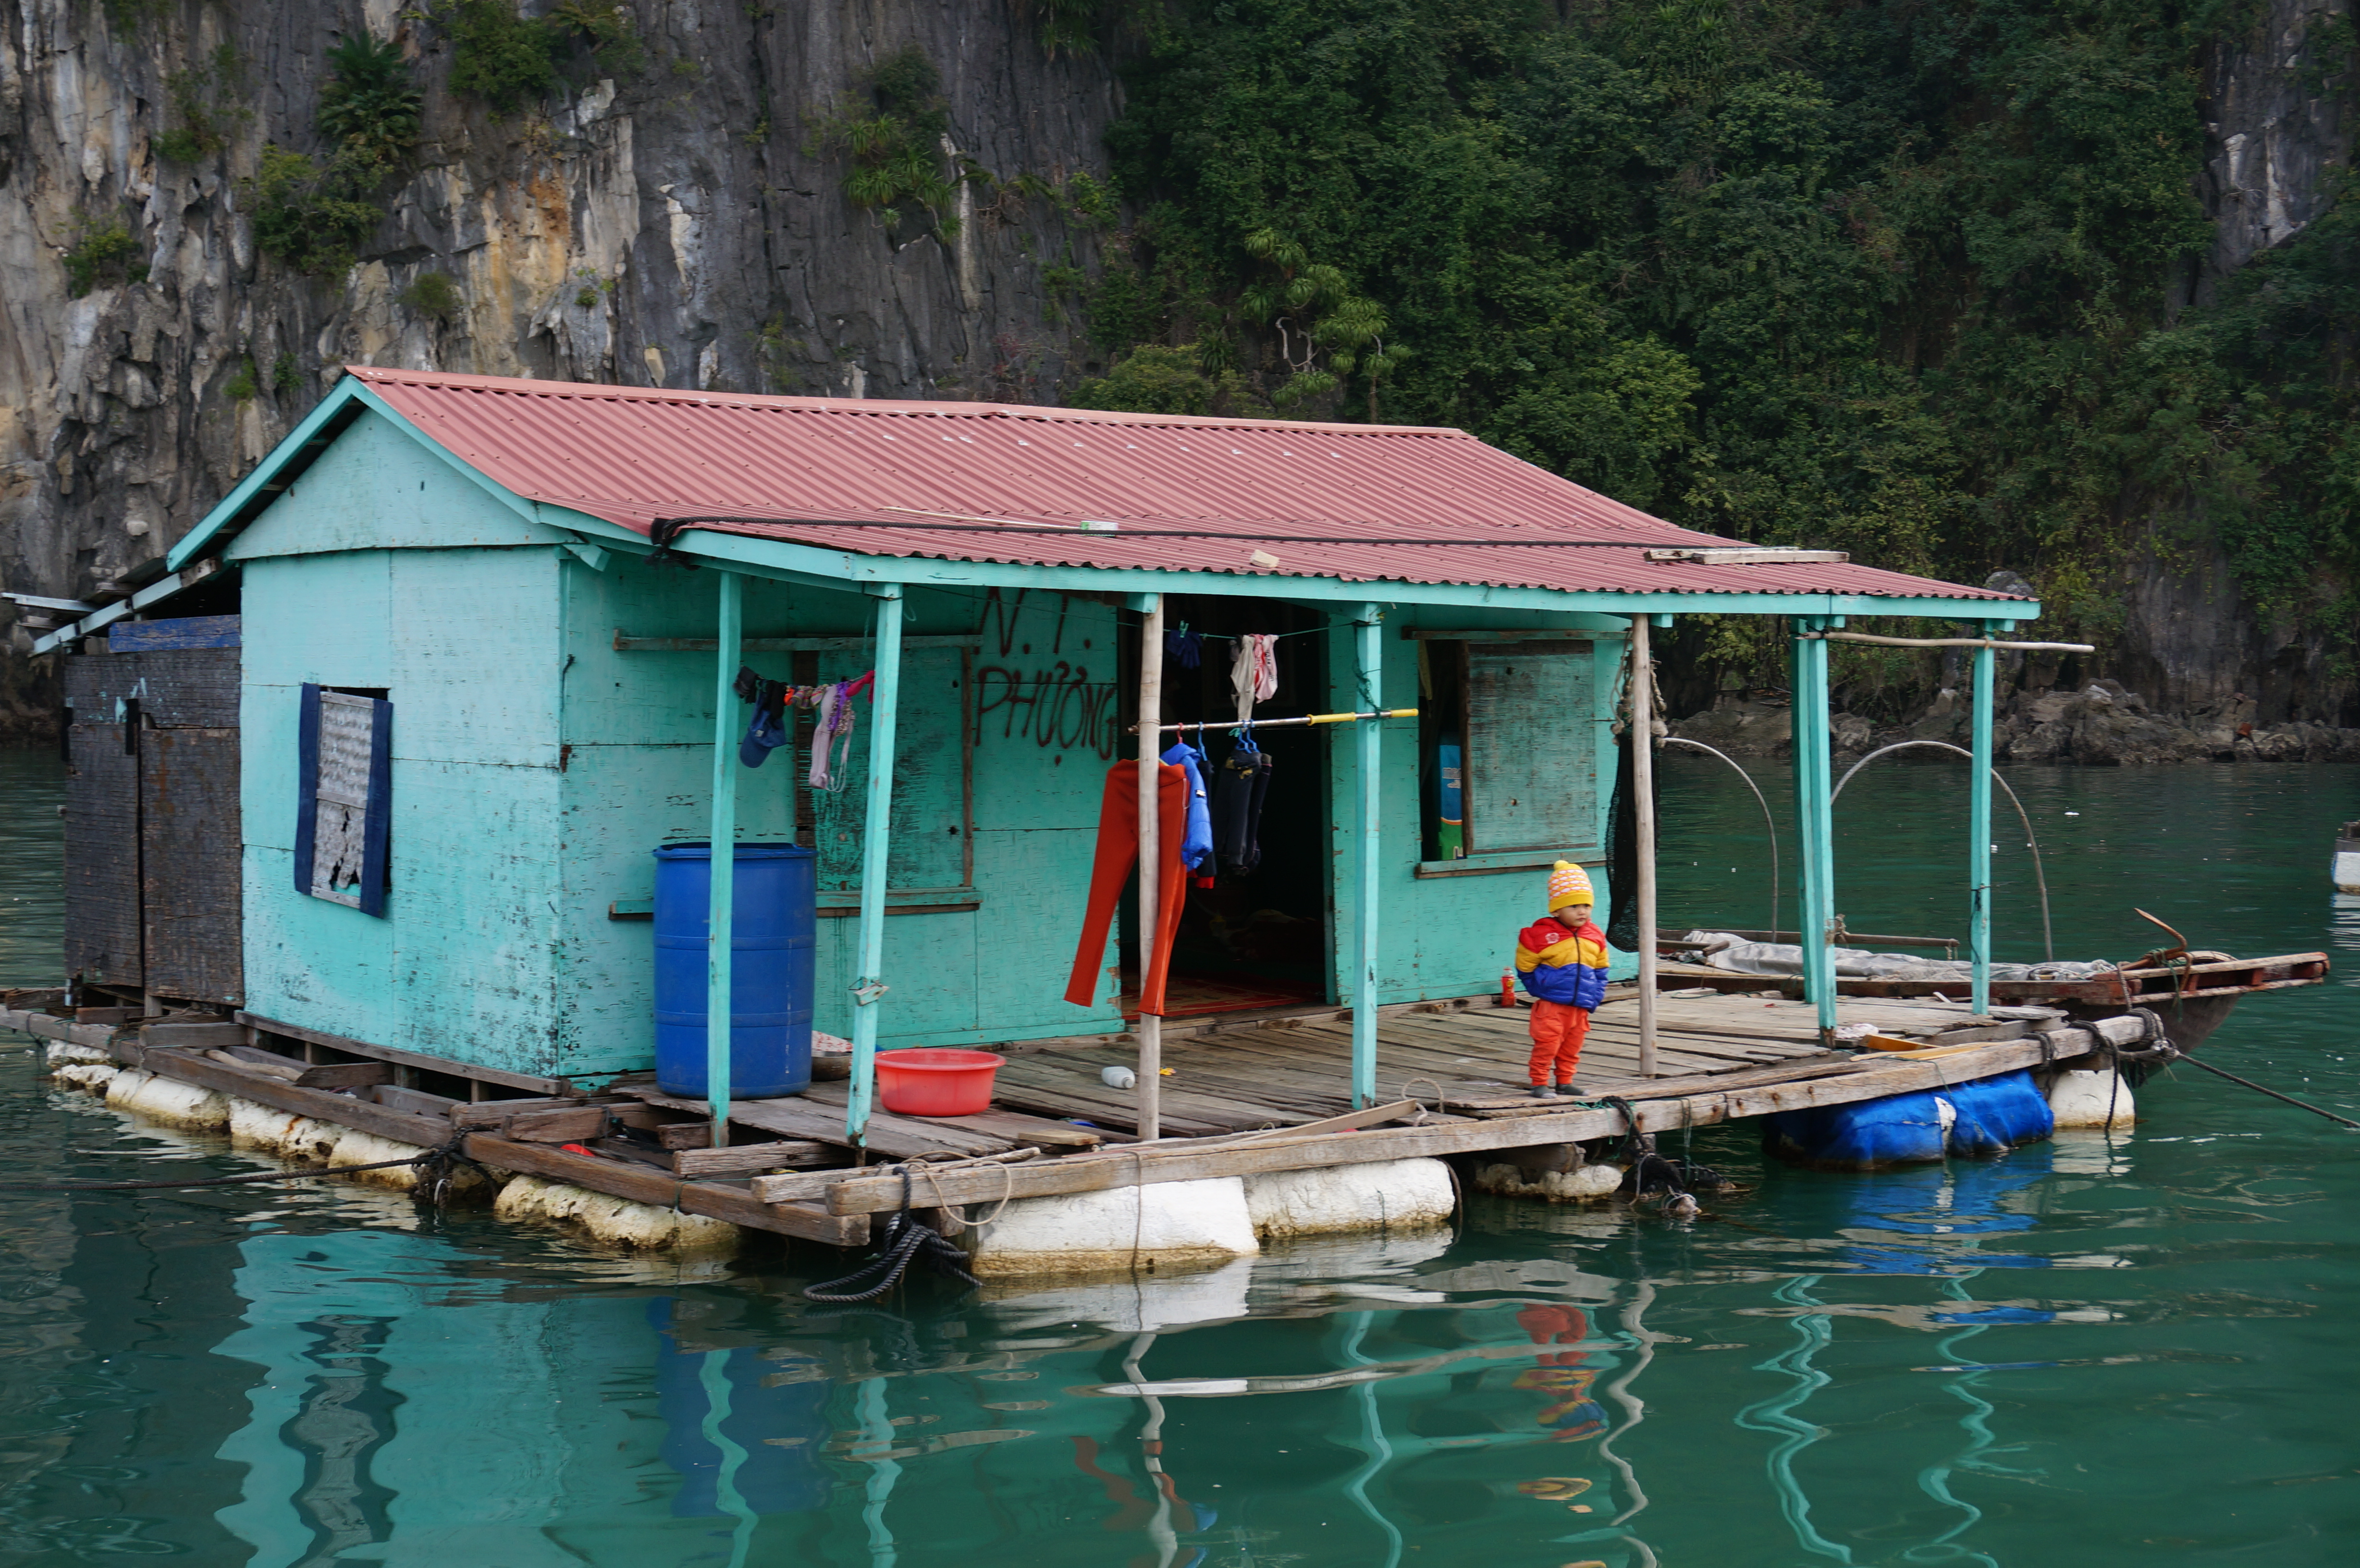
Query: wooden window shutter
1463 641 1598 855
296 685 393 915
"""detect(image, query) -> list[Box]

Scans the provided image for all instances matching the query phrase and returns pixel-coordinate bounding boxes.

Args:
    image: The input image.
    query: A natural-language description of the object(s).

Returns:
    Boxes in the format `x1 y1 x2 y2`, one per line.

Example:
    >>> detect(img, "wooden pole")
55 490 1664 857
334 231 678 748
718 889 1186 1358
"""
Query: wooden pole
845 587 904 1145
1352 608 1383 1107
1136 597 1165 1140
705 571 742 1147
1969 619 1997 1015
1631 615 1659 1078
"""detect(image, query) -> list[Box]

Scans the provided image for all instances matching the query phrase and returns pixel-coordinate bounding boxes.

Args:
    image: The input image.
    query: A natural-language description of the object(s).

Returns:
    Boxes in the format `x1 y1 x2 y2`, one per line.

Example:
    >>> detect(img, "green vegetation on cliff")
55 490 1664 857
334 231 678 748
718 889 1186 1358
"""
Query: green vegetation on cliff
1070 0 2358 694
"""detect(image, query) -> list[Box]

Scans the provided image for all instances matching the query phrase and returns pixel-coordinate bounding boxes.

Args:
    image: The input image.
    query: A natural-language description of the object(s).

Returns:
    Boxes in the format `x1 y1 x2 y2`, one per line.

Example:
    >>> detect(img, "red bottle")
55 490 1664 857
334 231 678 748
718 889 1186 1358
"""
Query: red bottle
1499 970 1516 1007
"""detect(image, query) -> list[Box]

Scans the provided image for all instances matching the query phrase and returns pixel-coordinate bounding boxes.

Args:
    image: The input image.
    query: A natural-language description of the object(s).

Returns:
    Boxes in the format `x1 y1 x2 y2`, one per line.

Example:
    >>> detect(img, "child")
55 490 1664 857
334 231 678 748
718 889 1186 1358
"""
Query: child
1514 862 1610 1097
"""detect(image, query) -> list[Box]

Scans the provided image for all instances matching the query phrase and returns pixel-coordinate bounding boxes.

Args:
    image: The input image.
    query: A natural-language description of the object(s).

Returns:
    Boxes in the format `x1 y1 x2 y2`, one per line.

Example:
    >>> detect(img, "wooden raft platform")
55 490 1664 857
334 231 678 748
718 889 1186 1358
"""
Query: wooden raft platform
6 987 2134 1251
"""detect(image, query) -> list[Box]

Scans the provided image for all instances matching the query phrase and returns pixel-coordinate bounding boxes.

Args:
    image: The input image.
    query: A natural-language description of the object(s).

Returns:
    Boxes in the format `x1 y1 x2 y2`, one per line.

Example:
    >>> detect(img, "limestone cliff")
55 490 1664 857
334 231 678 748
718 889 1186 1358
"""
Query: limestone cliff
0 0 2353 739
0 0 1118 730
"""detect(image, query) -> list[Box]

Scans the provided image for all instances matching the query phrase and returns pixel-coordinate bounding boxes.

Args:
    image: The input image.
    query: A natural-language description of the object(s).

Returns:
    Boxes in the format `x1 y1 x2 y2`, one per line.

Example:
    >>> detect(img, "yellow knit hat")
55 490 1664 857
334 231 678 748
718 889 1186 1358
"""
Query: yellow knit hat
1547 860 1593 913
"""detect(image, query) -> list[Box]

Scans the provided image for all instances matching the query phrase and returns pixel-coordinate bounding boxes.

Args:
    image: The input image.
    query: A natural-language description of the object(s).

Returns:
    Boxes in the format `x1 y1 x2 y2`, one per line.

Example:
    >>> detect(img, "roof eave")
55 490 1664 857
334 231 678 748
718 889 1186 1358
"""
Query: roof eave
656 525 2042 620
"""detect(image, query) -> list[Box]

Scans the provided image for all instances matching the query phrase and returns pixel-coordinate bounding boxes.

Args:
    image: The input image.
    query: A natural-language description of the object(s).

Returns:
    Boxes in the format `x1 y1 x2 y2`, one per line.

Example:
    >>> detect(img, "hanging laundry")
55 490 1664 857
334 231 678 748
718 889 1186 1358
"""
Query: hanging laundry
1212 743 1273 875
1064 760 1192 1016
1165 626 1203 669
1161 741 1216 873
805 671 877 792
1230 634 1278 725
739 702 791 767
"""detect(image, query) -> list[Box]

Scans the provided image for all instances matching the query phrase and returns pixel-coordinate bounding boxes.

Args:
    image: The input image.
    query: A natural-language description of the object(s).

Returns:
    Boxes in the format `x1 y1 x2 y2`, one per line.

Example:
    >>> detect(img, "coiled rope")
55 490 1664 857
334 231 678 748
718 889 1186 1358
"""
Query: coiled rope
801 1168 985 1303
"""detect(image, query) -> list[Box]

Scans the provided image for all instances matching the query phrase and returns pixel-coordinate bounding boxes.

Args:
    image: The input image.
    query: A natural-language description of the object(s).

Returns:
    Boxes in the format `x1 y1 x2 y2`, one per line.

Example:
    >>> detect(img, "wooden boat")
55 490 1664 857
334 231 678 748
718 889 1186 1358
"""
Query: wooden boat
1653 932 2329 1053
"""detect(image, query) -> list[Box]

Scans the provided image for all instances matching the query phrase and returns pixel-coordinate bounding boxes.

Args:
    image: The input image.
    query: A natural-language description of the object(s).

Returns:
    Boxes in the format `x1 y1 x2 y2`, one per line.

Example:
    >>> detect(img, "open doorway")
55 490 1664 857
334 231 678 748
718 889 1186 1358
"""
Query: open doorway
1116 598 1333 1020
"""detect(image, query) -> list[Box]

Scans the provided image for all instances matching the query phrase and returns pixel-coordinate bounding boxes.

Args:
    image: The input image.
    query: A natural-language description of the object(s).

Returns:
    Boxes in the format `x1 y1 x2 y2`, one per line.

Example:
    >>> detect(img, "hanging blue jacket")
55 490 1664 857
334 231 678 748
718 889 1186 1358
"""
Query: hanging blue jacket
1161 743 1215 870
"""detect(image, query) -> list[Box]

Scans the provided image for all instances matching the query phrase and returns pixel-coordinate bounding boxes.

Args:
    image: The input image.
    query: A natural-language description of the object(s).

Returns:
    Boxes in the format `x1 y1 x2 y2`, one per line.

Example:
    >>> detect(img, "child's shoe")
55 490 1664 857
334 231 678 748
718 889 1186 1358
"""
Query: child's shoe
1529 1084 1558 1100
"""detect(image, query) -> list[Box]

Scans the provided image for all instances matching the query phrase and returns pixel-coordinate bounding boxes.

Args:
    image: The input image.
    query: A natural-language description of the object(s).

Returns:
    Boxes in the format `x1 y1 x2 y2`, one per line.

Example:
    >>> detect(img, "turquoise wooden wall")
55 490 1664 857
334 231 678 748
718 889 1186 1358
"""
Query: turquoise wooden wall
230 412 581 1075
227 407 1631 1083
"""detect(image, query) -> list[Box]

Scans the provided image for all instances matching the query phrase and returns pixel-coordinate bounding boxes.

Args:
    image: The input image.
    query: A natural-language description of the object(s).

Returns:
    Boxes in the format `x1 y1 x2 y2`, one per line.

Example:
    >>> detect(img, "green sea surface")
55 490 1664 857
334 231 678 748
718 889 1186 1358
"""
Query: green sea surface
3 746 2356 1567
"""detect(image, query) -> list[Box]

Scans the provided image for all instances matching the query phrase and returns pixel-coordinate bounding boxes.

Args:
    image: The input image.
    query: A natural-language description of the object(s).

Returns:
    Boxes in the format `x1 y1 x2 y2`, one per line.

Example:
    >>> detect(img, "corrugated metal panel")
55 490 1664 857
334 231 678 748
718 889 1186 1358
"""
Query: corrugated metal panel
349 367 2018 603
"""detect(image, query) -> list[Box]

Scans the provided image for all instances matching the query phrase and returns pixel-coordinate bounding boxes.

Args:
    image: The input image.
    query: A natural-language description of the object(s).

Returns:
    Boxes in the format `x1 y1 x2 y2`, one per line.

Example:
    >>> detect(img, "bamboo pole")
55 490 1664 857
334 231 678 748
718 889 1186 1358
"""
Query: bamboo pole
1136 597 1165 1140
1631 616 1659 1078
705 571 742 1147
844 587 905 1144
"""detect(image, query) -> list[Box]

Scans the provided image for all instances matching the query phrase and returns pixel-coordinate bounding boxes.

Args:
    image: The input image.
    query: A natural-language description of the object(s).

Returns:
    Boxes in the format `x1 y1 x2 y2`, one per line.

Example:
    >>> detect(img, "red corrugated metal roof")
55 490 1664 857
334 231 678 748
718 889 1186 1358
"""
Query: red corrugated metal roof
345 367 2020 603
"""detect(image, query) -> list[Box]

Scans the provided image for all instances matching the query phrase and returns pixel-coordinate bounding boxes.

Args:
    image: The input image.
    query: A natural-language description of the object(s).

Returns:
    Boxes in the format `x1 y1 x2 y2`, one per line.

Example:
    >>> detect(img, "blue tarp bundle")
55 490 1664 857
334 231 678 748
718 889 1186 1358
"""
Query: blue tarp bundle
1767 1068 2054 1169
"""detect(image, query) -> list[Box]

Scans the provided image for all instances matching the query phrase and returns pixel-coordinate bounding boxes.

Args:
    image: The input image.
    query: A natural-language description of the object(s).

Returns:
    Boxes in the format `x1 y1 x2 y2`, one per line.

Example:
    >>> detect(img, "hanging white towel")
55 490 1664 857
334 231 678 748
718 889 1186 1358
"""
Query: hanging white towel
1231 634 1279 724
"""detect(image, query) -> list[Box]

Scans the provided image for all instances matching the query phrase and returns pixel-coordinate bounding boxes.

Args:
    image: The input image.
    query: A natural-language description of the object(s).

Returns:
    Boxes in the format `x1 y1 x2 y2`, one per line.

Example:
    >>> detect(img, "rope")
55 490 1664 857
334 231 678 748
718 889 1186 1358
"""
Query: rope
1397 1076 1447 1123
2114 1011 2360 1131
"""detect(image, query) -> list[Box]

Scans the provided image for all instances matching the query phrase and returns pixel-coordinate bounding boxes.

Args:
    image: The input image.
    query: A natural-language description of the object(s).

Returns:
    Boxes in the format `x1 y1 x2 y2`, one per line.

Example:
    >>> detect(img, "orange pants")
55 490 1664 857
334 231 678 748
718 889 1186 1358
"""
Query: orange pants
1064 761 1190 1015
1528 1000 1590 1085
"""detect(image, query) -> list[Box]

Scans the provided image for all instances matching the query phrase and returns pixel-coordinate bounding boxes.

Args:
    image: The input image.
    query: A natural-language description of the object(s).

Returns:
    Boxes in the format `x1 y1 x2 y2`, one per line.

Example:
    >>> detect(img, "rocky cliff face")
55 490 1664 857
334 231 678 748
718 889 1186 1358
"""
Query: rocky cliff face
0 0 2352 741
0 0 1118 731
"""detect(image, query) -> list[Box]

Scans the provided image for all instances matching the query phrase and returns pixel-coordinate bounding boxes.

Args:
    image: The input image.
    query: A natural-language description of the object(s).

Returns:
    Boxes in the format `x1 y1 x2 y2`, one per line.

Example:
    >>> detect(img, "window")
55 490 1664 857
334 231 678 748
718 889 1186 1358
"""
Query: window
1458 640 1598 856
295 684 392 913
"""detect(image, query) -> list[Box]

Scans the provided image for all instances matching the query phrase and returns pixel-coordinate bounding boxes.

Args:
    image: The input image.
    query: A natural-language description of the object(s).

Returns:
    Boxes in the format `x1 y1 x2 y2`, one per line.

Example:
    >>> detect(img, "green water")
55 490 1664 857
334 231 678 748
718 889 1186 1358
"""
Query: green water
4 746 2356 1567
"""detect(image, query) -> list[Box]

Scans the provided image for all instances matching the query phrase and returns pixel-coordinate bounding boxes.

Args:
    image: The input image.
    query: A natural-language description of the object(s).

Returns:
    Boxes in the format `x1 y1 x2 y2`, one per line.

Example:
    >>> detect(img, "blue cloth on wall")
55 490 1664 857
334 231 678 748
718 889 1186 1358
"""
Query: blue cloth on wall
1160 742 1215 870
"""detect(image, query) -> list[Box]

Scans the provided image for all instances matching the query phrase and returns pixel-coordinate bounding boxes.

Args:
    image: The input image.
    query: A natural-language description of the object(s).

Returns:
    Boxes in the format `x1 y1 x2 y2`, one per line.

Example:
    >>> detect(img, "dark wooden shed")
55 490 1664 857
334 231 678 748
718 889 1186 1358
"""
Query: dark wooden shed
62 618 245 1009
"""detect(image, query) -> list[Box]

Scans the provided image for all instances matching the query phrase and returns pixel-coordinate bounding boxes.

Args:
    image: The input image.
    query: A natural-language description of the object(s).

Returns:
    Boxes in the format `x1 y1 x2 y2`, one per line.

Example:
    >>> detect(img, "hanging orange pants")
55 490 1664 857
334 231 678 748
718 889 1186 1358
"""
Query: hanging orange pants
1064 761 1190 1015
1527 1000 1591 1085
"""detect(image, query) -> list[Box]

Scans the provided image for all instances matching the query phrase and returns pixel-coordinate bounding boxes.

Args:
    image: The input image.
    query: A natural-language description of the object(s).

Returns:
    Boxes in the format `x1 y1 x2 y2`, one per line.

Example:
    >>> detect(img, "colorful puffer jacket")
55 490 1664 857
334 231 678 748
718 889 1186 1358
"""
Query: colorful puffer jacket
1514 916 1610 1010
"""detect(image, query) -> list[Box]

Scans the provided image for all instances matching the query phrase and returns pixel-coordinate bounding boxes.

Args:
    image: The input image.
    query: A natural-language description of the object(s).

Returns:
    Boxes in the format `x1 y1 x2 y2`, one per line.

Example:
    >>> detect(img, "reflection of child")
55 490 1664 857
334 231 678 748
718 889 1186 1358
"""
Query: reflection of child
1512 1304 1606 1441
1513 862 1610 1098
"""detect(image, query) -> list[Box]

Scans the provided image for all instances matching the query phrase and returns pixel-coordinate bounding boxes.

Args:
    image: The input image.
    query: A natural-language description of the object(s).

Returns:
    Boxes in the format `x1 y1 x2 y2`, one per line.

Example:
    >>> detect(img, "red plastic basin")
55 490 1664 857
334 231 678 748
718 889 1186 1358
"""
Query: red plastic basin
875 1048 1005 1117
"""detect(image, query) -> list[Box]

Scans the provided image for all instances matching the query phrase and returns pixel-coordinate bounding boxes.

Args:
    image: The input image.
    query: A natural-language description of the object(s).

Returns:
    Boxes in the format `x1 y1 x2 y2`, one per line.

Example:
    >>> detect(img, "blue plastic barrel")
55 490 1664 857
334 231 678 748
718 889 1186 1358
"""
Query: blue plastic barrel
651 843 816 1098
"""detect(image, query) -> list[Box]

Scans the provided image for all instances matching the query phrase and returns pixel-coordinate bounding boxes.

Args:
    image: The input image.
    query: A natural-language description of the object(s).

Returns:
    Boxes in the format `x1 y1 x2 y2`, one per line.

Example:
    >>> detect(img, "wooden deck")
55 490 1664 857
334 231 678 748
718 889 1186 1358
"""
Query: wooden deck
971 988 2044 1137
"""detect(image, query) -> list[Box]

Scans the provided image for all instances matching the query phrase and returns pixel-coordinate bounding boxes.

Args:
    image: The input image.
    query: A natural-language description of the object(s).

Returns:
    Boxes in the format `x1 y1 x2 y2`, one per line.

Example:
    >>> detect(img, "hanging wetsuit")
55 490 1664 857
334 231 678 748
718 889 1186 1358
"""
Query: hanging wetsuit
1064 760 1191 1015
1212 744 1272 875
1162 741 1215 875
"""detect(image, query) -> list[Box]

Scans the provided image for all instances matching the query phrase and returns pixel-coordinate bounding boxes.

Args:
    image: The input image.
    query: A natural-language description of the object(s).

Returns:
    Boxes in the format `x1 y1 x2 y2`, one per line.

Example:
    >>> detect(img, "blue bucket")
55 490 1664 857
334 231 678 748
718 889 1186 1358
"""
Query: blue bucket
651 843 816 1099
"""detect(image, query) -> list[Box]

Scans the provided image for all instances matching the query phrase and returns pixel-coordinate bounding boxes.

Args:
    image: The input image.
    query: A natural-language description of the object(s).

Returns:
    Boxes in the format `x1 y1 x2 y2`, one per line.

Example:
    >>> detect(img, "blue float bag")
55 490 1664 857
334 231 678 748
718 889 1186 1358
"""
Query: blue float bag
1944 1069 2054 1154
1769 1068 2054 1168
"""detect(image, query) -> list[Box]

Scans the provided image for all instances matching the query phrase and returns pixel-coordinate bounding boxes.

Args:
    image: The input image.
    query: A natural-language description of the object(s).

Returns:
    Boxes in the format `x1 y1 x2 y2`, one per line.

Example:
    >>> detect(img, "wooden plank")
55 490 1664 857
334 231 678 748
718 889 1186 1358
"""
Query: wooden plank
238 1011 571 1095
140 722 245 1005
372 1085 465 1117
208 1048 301 1080
295 1061 391 1090
75 1006 143 1025
461 1135 870 1247
487 1105 612 1143
9 1012 122 1049
625 1089 1017 1160
141 1020 249 1049
448 1094 599 1128
63 715 141 990
135 1047 458 1148
107 615 243 652
815 1033 2105 1214
672 1141 832 1177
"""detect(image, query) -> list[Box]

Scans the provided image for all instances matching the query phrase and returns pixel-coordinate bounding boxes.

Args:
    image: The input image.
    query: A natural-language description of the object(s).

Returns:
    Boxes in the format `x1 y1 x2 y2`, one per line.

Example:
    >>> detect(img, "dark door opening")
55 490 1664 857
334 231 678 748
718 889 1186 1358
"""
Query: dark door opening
1116 598 1332 1020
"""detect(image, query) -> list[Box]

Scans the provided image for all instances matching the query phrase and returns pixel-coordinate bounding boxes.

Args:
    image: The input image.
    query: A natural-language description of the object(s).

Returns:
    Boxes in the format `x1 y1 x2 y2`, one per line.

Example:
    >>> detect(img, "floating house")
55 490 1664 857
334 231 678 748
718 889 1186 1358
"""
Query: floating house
21 366 2272 1268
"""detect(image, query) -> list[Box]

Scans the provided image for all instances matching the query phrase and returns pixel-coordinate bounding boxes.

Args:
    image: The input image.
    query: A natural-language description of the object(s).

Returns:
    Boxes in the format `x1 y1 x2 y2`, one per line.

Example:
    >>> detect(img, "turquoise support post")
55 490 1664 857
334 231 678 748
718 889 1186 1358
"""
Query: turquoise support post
1790 619 1839 1037
845 587 905 1144
705 571 743 1146
1969 621 1997 1014
1352 607 1383 1108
